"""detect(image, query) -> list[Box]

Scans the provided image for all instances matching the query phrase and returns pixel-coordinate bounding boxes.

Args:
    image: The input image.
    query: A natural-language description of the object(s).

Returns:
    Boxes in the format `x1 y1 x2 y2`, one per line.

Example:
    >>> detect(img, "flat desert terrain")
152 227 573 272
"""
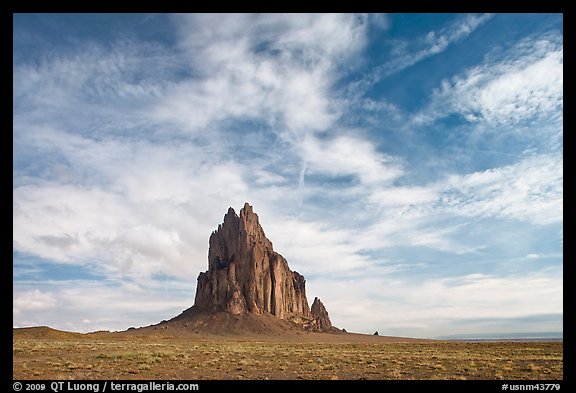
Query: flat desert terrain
13 327 562 380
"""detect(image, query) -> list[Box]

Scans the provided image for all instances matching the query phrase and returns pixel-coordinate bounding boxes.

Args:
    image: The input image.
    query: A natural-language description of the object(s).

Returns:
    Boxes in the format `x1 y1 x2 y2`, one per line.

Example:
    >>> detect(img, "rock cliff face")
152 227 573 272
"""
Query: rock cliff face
193 203 330 329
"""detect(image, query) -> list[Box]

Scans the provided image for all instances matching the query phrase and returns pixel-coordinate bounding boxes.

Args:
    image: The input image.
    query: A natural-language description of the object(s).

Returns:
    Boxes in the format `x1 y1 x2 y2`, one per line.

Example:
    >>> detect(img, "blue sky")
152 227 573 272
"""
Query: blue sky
13 13 563 338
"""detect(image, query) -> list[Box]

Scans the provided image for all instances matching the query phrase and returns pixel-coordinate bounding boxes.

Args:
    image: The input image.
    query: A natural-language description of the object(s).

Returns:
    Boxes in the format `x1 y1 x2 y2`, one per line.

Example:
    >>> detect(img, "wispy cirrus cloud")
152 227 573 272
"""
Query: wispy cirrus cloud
12 39 177 118
440 154 563 225
415 33 563 128
352 13 493 94
154 13 369 136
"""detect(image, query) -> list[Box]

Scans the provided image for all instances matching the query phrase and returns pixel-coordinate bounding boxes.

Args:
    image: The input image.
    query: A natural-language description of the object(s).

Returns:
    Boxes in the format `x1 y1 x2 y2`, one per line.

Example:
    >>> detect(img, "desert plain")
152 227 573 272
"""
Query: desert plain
13 327 562 380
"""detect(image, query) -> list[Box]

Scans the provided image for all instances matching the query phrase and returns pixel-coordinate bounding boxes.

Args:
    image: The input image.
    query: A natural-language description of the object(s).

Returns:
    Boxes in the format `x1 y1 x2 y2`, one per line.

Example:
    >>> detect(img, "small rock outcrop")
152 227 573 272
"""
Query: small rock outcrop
187 203 336 332
310 297 333 331
374 331 379 336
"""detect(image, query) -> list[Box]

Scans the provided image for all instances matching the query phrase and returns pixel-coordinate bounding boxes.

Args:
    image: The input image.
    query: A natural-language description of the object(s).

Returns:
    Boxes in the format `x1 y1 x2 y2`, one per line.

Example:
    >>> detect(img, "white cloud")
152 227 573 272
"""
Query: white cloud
13 39 175 119
13 117 257 281
440 154 563 225
368 186 437 207
418 13 494 58
13 281 194 332
13 289 56 315
365 152 562 227
418 34 563 127
153 13 368 136
348 151 562 256
174 13 367 72
252 169 287 186
355 13 493 91
368 13 390 31
13 139 252 281
266 218 372 276
13 183 134 263
12 176 248 281
314 268 562 337
299 134 403 185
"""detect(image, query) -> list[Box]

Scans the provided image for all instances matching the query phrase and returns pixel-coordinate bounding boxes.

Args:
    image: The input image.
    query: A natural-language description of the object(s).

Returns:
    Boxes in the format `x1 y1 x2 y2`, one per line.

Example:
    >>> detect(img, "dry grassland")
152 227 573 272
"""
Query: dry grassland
13 336 562 380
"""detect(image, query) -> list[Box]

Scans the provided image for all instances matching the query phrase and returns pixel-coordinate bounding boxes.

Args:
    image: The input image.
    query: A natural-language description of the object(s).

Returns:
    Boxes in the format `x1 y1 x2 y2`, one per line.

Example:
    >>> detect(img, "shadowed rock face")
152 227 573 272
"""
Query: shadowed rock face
194 203 315 325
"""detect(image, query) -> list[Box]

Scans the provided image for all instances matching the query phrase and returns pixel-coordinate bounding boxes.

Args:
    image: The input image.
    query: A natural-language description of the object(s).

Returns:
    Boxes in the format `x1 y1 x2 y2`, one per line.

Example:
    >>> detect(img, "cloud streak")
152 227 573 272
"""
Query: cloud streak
417 33 563 127
352 13 493 93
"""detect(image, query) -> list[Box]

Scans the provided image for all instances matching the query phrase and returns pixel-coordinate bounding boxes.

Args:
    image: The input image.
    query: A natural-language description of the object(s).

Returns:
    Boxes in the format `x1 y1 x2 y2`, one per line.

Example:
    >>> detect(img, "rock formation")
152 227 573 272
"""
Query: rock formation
185 203 336 332
310 297 333 331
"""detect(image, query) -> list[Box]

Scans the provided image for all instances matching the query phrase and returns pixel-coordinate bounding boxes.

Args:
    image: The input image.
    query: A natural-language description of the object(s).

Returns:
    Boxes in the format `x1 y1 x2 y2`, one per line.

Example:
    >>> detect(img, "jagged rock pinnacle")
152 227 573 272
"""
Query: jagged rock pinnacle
311 297 333 331
194 203 313 323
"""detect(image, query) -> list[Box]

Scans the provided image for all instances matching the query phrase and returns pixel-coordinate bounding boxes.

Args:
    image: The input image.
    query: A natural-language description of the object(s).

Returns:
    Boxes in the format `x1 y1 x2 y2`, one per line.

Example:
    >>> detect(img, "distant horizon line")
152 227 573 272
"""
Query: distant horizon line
436 331 563 340
13 325 563 341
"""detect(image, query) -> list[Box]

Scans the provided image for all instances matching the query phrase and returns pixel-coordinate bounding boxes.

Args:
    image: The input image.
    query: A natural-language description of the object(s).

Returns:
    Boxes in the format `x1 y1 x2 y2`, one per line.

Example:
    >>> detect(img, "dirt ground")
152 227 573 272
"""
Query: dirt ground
13 332 562 380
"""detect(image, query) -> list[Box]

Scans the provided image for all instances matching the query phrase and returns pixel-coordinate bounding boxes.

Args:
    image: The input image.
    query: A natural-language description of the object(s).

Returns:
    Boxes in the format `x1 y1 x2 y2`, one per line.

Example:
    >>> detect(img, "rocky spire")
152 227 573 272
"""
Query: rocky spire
310 297 333 331
193 203 312 322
